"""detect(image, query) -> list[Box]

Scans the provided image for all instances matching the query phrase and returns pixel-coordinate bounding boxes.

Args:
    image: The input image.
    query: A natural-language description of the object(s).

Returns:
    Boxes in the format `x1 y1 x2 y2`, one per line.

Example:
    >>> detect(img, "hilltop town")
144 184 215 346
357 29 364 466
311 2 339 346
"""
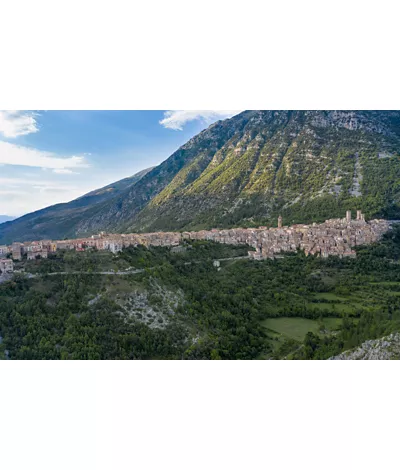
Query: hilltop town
0 210 393 275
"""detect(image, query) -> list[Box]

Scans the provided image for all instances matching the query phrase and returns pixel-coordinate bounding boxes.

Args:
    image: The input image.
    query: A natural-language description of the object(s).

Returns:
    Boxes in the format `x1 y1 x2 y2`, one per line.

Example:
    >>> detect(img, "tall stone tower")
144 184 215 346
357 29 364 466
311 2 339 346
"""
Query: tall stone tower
278 215 283 228
356 210 365 221
346 210 352 224
11 242 22 261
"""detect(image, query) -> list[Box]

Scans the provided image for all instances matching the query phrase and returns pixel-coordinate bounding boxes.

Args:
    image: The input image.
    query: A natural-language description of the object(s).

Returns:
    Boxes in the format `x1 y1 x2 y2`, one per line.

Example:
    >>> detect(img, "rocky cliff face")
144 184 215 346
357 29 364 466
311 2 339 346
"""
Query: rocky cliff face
329 332 400 360
2 111 400 243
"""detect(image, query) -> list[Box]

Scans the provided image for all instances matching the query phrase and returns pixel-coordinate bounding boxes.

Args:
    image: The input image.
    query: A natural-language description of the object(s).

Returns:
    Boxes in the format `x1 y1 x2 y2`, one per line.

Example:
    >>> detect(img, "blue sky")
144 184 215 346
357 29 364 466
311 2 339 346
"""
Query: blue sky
0 110 240 216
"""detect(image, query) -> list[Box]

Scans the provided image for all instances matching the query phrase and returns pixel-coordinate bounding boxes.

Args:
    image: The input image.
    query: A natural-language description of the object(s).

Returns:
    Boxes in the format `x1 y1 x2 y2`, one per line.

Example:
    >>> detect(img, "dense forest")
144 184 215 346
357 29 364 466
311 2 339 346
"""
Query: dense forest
1 228 400 360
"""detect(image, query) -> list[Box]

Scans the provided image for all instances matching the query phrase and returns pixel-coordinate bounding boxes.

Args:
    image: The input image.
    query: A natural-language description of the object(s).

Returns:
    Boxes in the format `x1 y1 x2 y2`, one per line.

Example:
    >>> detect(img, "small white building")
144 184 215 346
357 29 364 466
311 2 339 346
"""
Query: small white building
0 245 9 256
108 241 123 254
0 259 14 273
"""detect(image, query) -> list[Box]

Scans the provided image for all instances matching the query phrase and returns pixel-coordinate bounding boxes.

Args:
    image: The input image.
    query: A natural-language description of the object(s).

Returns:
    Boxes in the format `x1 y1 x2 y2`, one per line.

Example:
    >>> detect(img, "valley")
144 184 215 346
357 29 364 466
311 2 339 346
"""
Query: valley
2 110 400 360
2 225 400 360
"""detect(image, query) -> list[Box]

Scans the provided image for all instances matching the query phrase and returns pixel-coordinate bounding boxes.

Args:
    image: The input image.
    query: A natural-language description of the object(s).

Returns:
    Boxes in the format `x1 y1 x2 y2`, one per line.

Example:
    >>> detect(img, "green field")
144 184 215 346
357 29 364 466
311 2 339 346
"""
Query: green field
262 317 342 342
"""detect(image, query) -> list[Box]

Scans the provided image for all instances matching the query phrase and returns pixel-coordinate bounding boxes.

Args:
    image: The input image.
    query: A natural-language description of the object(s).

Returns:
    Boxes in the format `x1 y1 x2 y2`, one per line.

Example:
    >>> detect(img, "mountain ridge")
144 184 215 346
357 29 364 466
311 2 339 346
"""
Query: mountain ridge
2 110 400 243
0 166 153 244
0 215 15 224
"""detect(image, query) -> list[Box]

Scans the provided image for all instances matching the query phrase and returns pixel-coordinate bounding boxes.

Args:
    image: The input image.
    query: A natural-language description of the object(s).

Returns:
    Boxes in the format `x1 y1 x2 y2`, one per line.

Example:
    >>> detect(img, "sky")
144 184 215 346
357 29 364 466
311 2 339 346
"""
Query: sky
0 110 240 217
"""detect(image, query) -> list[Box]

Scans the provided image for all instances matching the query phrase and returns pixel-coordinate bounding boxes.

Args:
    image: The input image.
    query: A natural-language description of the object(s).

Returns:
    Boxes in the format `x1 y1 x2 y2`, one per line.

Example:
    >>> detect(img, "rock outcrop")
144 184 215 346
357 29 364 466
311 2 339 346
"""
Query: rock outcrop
329 333 400 360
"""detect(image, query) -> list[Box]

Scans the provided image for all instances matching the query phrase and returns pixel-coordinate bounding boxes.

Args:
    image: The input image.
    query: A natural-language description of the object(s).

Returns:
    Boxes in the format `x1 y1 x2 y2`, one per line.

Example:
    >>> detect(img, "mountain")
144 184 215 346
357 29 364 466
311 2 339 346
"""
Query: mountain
75 110 400 234
0 215 15 224
2 110 400 244
129 110 400 232
0 167 153 244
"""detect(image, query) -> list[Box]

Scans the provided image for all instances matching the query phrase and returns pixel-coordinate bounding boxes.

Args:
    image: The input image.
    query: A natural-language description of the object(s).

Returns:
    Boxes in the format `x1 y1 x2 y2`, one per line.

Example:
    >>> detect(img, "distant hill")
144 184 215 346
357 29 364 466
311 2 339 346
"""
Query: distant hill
0 215 15 224
0 167 153 244
2 110 400 243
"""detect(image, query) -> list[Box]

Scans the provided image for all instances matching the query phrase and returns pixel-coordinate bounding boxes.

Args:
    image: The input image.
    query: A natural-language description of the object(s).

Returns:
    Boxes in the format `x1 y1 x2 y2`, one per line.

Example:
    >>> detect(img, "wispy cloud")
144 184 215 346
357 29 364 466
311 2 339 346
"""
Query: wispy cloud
52 168 76 174
0 176 95 216
0 141 89 171
0 176 79 190
0 111 39 138
159 110 241 130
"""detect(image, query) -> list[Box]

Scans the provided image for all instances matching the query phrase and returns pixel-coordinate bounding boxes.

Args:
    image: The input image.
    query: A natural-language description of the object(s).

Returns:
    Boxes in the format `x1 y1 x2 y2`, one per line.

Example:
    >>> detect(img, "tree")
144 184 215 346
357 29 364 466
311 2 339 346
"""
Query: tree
210 349 221 360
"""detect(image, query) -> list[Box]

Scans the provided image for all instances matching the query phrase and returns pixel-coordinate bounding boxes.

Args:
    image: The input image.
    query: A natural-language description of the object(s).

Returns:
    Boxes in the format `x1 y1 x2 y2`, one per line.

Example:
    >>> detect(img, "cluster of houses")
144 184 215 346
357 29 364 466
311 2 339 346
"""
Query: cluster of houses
183 210 390 260
1 231 183 265
10 240 55 261
246 211 390 260
1 240 55 273
0 211 393 270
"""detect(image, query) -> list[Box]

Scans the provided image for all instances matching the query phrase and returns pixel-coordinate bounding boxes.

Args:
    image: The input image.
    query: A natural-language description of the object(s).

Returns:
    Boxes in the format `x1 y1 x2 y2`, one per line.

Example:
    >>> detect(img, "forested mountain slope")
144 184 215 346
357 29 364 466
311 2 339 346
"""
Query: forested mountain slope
130 110 400 232
66 110 400 234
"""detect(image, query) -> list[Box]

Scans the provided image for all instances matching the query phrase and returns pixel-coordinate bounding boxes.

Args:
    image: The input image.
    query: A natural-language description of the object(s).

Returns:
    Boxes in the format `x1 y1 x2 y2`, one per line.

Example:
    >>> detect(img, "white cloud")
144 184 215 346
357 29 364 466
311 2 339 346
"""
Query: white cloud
159 110 242 130
0 189 28 196
53 168 76 174
0 140 89 170
0 111 39 138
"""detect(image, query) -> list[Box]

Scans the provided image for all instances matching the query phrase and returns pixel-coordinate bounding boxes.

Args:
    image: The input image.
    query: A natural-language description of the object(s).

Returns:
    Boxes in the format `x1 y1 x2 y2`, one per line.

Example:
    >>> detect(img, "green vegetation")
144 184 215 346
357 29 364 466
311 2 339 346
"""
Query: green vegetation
16 240 250 275
2 228 400 360
262 317 342 342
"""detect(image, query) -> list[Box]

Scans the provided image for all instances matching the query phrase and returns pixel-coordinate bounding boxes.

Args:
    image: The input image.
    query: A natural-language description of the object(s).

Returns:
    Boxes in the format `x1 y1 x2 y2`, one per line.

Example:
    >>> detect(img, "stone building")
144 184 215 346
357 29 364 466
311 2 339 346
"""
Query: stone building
27 250 48 261
11 242 23 261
